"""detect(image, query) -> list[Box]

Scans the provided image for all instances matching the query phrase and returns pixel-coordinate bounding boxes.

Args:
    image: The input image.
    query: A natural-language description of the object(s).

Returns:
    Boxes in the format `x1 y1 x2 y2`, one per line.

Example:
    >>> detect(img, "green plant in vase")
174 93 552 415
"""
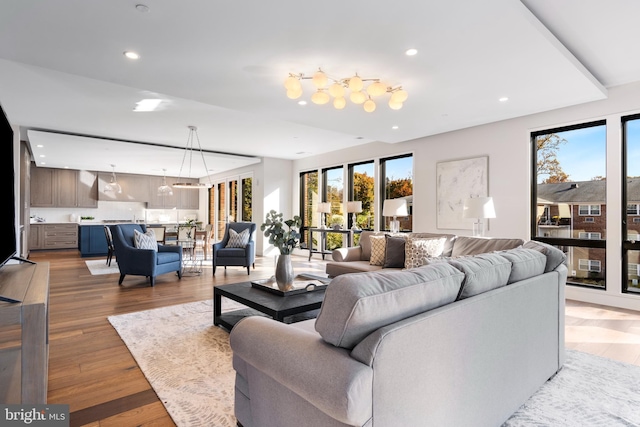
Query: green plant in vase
261 210 302 291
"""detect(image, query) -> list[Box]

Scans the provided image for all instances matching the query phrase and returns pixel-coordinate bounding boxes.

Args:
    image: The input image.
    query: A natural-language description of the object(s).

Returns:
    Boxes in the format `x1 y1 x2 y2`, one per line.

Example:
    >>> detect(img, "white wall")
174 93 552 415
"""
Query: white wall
292 81 640 311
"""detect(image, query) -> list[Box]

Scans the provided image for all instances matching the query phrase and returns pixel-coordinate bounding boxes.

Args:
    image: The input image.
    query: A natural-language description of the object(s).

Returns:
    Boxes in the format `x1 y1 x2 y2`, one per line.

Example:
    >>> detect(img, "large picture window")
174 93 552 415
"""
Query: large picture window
380 154 413 232
299 170 318 247
622 114 640 294
322 166 345 250
348 161 374 231
531 120 607 289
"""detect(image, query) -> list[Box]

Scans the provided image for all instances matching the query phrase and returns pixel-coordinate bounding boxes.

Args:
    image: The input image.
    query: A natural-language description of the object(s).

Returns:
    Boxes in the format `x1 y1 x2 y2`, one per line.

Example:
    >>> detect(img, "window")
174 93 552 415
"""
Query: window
322 166 345 250
348 161 374 231
299 170 318 246
627 204 640 215
579 259 601 273
578 232 601 239
241 176 252 221
578 205 600 215
531 120 607 289
623 114 640 293
380 154 413 232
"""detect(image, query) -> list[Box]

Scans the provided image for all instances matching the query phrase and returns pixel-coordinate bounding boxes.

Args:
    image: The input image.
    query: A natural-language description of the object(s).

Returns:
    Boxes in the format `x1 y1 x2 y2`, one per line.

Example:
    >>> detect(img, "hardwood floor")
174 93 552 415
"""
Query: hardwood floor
27 250 640 426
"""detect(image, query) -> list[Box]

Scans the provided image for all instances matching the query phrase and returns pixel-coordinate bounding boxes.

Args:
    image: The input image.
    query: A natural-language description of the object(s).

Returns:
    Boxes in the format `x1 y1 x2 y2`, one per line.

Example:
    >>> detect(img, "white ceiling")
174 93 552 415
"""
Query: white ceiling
0 0 637 178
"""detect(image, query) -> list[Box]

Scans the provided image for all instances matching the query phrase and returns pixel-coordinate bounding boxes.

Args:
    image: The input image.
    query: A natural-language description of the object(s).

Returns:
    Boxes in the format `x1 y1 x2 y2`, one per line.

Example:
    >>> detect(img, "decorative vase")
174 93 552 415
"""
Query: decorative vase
275 253 294 291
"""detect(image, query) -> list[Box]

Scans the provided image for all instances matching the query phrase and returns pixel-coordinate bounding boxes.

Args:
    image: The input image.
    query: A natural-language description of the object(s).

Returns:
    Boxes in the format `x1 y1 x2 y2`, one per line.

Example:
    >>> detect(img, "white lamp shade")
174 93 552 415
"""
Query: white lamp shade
347 201 363 213
317 202 332 213
382 199 408 217
463 197 496 219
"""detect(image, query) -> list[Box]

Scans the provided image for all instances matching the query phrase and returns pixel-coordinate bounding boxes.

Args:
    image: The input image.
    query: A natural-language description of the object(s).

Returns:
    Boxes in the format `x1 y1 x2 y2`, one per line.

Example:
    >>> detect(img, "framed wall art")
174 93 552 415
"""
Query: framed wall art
436 156 488 230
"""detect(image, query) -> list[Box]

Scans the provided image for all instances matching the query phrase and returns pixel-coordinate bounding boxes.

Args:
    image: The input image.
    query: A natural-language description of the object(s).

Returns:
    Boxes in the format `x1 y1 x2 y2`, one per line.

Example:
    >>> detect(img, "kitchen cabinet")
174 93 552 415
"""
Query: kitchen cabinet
98 172 150 202
30 165 98 208
29 224 44 249
78 224 108 257
147 176 200 209
30 223 78 250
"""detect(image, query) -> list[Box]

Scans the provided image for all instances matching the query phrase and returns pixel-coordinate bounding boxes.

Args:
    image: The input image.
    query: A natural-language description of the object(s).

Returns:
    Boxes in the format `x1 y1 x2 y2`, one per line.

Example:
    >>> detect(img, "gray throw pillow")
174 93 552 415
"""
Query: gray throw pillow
134 229 158 251
383 234 406 268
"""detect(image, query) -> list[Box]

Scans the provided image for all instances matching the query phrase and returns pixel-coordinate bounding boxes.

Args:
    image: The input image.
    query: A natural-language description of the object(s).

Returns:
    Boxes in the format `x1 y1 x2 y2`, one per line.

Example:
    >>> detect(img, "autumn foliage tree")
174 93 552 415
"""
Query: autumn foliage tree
537 133 570 183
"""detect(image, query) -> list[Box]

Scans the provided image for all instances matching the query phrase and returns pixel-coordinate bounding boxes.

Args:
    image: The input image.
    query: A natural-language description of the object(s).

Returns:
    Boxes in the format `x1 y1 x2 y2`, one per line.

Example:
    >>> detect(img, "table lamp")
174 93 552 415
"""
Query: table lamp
463 196 496 237
347 201 363 230
317 202 331 229
382 199 408 233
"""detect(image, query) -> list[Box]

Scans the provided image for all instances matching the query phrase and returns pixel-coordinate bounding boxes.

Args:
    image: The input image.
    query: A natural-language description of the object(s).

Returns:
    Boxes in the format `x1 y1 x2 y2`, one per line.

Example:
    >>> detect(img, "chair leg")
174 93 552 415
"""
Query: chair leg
246 265 250 275
150 276 155 287
177 269 182 279
118 274 125 285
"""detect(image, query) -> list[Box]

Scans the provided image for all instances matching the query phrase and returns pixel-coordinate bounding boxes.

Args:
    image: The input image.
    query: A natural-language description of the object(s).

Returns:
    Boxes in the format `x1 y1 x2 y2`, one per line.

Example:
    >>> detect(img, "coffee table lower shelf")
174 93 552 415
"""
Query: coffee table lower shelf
213 281 325 332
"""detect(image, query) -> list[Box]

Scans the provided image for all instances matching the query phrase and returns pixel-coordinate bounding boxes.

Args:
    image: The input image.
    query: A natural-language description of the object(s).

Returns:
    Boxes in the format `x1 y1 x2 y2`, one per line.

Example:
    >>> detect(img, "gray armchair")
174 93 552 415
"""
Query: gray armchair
212 222 256 275
110 224 182 286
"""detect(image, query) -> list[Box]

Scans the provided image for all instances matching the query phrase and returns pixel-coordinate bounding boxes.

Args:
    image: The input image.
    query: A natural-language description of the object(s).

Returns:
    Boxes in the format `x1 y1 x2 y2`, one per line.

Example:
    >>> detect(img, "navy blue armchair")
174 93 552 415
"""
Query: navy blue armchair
110 224 182 286
212 222 256 275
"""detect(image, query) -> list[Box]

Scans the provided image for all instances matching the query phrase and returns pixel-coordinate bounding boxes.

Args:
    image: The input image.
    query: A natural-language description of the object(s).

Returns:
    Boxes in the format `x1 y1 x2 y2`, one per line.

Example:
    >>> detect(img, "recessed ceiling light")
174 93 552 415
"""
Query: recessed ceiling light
36 144 43 148
298 100 307 106
135 4 150 12
499 97 509 102
39 154 45 158
392 125 399 130
123 51 140 60
39 162 45 165
405 48 418 56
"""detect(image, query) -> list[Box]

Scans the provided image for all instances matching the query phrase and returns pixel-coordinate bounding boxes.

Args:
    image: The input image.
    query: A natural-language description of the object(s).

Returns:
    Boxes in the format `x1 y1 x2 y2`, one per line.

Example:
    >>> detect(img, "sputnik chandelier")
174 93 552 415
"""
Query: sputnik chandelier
284 69 408 112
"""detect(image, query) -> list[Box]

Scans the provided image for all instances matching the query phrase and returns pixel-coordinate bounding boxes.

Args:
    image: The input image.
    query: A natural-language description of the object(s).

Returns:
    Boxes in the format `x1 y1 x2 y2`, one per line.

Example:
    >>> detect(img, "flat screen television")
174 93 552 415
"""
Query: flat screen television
0 102 33 303
0 102 17 269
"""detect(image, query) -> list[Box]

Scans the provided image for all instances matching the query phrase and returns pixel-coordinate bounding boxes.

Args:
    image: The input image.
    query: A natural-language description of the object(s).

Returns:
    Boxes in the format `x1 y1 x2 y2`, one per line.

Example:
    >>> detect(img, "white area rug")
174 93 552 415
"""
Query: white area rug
109 300 640 427
85 259 119 275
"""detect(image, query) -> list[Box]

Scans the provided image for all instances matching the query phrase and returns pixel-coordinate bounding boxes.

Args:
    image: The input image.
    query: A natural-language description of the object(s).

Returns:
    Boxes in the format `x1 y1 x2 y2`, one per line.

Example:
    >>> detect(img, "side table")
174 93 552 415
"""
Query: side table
307 228 360 261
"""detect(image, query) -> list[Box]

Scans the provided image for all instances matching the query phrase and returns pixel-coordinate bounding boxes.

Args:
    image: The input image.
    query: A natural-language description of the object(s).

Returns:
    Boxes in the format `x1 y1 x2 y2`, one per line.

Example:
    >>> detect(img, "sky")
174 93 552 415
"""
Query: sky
542 124 607 183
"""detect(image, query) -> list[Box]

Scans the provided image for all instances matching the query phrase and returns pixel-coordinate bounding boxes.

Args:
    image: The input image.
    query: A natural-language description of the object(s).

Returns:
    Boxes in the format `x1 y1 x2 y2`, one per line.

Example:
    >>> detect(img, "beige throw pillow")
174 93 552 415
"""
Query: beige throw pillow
369 235 387 266
404 237 447 269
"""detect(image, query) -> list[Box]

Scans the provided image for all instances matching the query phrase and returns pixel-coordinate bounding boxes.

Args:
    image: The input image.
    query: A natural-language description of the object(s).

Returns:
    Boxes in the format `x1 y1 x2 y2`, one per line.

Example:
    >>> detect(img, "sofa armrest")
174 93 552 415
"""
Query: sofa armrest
332 246 363 262
230 316 373 425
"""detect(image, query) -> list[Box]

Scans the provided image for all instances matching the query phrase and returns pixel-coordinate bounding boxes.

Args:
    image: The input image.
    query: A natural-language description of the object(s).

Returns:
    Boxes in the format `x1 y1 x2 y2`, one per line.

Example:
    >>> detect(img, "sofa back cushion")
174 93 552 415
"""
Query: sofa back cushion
315 263 464 349
409 232 457 257
448 253 512 299
522 240 567 272
451 236 524 257
498 248 547 284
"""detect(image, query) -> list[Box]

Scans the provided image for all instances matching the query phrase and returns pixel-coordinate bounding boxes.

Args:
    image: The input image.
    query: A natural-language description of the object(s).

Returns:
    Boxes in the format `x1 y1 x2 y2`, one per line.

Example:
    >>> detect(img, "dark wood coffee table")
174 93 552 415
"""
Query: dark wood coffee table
213 281 326 331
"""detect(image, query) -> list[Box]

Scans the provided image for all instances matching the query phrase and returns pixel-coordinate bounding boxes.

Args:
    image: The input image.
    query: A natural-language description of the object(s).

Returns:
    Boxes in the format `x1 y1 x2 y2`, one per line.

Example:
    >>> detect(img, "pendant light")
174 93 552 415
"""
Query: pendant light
103 164 122 194
173 125 211 189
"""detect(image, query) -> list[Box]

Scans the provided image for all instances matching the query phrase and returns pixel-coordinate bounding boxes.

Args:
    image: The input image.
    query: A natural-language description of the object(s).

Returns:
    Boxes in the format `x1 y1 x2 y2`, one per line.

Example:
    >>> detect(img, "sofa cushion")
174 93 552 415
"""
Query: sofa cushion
448 253 512 299
226 228 250 248
383 234 407 268
522 240 567 272
404 237 447 269
326 260 384 277
451 236 524 257
498 248 547 284
369 235 387 266
409 232 457 257
359 231 387 261
134 229 158 251
315 264 464 349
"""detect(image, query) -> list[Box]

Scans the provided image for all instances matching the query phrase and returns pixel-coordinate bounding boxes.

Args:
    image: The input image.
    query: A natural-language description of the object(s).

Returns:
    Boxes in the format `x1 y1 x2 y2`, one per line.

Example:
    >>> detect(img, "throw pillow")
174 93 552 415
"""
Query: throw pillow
404 237 447 269
369 235 386 266
134 229 158 251
226 228 250 248
383 234 407 268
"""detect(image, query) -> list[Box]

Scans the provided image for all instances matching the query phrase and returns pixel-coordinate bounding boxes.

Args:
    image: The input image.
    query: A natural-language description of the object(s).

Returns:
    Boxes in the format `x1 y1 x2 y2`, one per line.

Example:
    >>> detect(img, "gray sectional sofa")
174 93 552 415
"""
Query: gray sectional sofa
230 238 568 427
326 230 526 277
